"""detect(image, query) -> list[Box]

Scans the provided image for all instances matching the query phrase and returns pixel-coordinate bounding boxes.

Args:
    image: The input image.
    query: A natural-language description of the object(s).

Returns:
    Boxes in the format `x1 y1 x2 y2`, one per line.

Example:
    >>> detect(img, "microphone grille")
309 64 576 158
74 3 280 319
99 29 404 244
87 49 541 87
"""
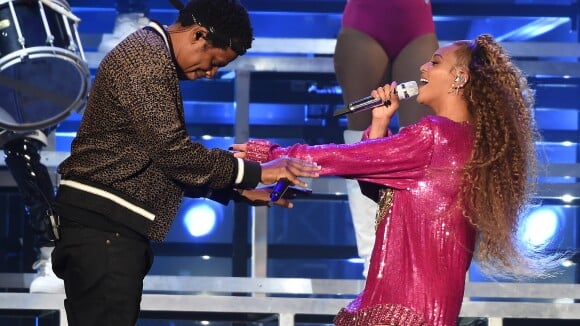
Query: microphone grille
396 81 419 100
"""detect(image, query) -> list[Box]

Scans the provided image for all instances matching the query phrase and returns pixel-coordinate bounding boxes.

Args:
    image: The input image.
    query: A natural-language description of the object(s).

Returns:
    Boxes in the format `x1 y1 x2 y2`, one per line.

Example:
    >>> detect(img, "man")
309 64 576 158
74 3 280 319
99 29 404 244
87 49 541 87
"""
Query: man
51 1 321 325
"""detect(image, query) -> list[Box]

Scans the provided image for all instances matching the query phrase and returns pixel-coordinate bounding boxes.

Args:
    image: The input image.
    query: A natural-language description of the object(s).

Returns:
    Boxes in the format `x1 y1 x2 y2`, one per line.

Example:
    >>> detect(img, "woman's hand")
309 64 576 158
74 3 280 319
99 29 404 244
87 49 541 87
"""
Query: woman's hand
230 143 247 159
369 81 400 138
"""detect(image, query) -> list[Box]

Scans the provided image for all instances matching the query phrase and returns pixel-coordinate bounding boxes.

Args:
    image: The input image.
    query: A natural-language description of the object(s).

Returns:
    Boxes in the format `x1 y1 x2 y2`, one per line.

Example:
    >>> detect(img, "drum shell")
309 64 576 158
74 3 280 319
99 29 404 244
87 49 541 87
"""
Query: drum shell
0 0 77 58
0 0 89 132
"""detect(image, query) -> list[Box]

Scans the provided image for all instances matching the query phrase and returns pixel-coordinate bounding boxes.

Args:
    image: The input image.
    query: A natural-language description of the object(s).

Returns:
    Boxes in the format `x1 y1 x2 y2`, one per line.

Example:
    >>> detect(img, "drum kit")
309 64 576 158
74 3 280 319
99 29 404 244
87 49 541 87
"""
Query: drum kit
0 0 89 134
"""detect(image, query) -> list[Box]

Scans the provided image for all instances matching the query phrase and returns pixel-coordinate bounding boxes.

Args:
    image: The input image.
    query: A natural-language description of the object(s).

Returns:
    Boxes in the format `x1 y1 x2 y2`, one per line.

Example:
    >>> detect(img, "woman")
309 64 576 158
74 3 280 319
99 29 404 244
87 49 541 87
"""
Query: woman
234 34 558 325
334 0 439 279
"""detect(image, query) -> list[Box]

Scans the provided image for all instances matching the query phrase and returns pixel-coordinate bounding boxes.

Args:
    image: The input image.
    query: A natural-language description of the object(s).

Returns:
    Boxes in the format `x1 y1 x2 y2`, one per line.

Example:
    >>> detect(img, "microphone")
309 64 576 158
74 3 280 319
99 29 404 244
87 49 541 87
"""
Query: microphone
270 178 291 202
333 81 419 117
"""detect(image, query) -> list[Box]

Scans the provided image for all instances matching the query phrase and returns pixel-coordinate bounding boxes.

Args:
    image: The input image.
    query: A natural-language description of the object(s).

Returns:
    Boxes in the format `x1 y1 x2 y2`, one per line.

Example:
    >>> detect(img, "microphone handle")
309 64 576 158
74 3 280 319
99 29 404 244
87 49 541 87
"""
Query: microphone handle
333 96 384 117
349 96 384 112
333 81 419 117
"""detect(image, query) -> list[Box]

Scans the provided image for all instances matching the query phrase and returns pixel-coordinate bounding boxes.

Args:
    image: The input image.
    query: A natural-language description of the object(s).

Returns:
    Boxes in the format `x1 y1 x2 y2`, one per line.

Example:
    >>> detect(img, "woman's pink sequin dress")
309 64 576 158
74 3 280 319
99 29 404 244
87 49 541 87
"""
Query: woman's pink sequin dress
245 116 476 326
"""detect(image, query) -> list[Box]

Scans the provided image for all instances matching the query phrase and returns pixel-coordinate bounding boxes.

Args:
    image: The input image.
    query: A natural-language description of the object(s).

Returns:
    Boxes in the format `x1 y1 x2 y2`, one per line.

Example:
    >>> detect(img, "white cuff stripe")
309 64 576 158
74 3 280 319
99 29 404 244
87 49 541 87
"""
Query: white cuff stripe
235 158 244 185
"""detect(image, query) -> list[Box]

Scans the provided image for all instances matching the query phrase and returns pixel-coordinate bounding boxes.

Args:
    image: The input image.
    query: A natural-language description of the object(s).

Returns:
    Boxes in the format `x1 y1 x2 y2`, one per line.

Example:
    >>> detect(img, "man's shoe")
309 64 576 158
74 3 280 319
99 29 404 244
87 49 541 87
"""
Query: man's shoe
29 247 64 294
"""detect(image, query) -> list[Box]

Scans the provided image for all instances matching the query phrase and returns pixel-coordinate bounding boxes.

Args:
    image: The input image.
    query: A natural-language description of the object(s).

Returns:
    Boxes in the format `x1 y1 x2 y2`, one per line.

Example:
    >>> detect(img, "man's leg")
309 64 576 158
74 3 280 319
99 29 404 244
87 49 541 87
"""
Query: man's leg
52 217 153 326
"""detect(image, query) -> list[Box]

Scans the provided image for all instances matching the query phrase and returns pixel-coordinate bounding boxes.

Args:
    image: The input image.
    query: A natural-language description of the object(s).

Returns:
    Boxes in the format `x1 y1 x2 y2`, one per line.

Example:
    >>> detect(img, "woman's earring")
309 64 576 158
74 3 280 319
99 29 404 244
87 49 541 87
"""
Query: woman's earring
449 84 459 95
449 75 464 95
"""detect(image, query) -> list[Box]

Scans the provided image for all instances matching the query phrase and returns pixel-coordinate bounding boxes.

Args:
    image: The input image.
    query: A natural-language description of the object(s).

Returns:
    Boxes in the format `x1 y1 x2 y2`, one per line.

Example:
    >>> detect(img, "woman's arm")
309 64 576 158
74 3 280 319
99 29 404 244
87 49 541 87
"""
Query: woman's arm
238 118 435 189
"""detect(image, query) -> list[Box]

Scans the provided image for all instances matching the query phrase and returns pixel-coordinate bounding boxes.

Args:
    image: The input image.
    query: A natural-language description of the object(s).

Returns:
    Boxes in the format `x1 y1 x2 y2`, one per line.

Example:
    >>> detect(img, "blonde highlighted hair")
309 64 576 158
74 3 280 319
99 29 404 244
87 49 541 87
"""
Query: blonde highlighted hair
455 34 562 278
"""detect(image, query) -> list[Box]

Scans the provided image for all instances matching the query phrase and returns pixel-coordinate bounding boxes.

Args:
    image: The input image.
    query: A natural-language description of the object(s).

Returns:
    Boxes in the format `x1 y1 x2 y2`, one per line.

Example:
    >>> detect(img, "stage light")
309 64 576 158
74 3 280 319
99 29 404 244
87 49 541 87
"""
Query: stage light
561 259 574 268
183 201 218 237
561 194 574 203
519 206 562 248
495 17 569 41
347 257 364 264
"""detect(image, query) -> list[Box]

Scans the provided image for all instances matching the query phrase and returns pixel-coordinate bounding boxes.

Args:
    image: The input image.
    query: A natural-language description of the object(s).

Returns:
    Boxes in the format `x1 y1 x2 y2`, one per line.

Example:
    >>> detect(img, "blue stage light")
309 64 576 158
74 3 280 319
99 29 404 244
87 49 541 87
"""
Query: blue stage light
183 201 218 237
347 257 365 264
519 206 562 248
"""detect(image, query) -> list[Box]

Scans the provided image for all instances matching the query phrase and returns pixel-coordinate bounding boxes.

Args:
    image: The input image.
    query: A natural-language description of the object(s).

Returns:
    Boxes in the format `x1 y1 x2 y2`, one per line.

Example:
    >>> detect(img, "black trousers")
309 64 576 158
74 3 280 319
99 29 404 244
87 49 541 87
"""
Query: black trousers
52 219 153 326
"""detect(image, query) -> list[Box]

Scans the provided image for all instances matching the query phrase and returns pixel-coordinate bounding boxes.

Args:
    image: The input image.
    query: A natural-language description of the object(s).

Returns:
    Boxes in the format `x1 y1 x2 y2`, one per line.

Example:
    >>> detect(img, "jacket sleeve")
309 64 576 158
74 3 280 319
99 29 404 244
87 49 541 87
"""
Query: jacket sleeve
114 33 249 191
182 185 234 205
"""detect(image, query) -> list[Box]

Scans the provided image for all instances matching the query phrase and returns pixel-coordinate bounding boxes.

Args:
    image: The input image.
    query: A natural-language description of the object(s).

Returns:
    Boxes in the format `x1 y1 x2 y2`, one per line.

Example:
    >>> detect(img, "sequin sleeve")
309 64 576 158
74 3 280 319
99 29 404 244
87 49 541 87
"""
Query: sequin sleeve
245 139 279 163
246 118 436 189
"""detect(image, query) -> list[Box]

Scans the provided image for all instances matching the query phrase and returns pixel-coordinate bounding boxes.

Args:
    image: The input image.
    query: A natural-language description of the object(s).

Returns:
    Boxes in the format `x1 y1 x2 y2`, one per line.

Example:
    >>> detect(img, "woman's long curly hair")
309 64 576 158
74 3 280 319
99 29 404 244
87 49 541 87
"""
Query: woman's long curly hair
454 34 560 278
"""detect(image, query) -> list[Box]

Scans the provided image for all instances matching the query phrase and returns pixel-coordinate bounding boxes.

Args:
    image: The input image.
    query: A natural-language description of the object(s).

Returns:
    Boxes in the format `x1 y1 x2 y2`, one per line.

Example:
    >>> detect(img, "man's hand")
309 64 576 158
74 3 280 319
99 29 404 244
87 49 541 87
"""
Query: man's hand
230 143 321 188
260 156 320 188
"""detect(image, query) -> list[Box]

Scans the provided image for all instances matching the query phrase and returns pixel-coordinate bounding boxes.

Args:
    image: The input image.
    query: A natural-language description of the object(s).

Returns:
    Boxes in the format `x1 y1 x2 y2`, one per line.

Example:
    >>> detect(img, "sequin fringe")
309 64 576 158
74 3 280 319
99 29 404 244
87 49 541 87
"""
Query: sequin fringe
334 303 428 326
375 188 394 230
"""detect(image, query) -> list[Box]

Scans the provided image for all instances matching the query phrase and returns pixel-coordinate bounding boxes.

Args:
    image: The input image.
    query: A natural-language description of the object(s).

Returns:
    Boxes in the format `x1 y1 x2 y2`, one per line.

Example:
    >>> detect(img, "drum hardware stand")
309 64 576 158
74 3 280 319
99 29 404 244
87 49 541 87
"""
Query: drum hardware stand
38 0 55 47
38 0 81 23
7 0 25 49
62 16 78 53
73 21 85 60
37 0 82 54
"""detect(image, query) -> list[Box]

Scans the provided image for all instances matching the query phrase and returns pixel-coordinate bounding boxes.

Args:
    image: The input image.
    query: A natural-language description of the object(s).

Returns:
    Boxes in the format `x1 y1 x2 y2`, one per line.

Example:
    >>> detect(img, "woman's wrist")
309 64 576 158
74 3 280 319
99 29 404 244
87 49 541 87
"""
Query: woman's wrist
245 139 272 162
369 119 390 138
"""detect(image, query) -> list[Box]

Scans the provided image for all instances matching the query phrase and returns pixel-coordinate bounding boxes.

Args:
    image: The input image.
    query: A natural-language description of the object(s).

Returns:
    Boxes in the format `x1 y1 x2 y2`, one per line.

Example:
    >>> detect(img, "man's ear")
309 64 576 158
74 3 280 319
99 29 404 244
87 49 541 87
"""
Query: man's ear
191 26 209 43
